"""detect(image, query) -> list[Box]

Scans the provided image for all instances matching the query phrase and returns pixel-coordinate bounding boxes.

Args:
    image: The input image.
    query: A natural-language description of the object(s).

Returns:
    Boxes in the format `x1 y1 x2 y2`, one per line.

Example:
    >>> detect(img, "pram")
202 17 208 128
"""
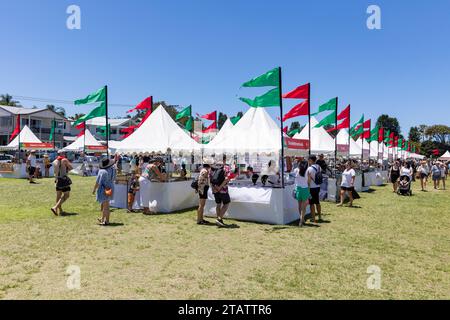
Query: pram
397 175 412 196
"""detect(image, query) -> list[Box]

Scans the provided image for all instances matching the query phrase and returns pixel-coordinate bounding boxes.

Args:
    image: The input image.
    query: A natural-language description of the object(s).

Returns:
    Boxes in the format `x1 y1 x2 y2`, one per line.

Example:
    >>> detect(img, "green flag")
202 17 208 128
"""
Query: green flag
402 141 409 151
350 115 364 137
398 138 403 150
73 102 107 126
185 117 193 132
49 119 55 142
315 111 336 128
288 128 300 137
384 129 390 144
98 124 111 137
176 105 192 121
242 67 279 88
230 115 241 125
367 125 379 142
311 98 337 116
75 87 106 105
240 87 280 108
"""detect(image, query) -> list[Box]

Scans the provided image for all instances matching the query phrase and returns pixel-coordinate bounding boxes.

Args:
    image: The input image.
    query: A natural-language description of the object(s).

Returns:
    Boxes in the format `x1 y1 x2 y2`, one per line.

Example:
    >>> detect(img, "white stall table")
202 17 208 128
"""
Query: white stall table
110 180 197 213
204 183 307 225
0 163 53 179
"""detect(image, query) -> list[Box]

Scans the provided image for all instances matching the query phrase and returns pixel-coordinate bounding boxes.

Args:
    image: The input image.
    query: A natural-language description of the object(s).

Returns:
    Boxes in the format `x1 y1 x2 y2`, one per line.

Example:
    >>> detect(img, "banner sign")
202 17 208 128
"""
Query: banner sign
337 144 349 152
20 143 54 150
0 163 15 173
284 137 310 150
85 145 108 152
363 149 370 158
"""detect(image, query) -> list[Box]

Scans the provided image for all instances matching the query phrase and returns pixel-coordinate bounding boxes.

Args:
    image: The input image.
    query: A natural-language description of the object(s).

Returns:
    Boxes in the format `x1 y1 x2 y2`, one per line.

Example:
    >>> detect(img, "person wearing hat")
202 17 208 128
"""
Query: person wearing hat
51 150 73 216
93 157 116 225
196 161 212 225
26 150 37 184
139 157 166 215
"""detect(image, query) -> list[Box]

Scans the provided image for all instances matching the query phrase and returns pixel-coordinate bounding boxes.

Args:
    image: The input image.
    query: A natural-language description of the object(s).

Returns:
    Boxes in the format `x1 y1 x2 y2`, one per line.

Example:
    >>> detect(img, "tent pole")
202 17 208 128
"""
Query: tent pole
105 85 109 158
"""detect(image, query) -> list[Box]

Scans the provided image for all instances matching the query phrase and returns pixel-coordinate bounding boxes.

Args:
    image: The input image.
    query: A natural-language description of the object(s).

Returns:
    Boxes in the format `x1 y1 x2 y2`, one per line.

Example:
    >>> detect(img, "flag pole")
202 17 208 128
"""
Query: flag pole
278 67 285 189
83 122 86 155
105 85 109 157
18 114 21 163
308 83 311 156
53 118 56 150
348 105 351 160
334 97 338 178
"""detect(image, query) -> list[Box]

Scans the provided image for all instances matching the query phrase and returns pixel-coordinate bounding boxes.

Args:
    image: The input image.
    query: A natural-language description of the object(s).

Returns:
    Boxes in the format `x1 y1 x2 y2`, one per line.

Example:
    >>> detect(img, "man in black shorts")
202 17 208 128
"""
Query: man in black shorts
307 155 322 222
211 161 231 227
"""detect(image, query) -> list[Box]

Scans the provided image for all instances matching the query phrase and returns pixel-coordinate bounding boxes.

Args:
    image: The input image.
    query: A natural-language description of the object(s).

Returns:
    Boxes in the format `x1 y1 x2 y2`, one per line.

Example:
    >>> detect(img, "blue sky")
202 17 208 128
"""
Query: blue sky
0 0 449 136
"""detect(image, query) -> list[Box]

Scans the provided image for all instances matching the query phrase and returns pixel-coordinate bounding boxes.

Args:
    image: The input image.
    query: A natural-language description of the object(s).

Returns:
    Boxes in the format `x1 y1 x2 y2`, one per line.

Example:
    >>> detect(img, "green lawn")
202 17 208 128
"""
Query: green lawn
0 175 449 299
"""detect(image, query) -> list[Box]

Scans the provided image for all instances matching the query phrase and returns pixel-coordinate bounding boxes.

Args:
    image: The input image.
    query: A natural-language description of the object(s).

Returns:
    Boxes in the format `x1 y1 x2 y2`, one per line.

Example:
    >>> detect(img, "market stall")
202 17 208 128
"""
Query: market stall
203 107 310 225
292 117 335 155
110 105 201 212
0 125 54 178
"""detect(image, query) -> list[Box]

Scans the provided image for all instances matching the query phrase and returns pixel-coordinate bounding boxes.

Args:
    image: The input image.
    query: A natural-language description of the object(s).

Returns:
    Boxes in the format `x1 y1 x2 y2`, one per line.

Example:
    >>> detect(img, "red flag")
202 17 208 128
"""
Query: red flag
327 117 350 132
362 119 371 139
76 122 86 137
9 114 21 142
203 121 217 133
283 126 288 134
337 105 350 121
138 108 152 128
388 132 395 147
393 136 399 148
201 111 217 121
282 100 309 121
127 96 153 114
283 83 310 99
432 149 440 156
378 127 384 143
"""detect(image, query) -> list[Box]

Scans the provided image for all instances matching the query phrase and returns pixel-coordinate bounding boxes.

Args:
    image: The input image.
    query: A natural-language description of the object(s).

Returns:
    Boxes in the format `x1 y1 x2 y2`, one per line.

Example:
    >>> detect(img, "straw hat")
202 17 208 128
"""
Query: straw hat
100 158 115 169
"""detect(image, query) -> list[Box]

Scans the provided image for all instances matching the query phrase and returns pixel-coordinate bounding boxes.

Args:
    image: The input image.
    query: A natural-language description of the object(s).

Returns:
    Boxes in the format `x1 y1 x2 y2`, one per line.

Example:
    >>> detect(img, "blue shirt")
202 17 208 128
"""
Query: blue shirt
96 167 114 203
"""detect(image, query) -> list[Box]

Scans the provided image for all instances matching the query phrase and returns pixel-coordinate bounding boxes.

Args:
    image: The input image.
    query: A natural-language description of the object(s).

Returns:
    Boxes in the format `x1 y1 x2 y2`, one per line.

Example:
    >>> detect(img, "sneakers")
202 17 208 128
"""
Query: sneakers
215 218 226 227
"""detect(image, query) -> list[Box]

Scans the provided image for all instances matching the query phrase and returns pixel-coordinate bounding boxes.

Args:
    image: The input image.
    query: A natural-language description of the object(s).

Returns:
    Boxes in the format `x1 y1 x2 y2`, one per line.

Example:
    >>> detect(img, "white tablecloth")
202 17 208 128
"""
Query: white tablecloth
0 163 53 179
204 184 308 225
110 180 198 213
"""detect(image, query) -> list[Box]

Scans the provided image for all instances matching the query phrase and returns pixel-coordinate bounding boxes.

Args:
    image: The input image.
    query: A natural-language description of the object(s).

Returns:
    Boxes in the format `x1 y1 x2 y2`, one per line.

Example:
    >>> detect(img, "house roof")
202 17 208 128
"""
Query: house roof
81 118 133 127
0 105 66 119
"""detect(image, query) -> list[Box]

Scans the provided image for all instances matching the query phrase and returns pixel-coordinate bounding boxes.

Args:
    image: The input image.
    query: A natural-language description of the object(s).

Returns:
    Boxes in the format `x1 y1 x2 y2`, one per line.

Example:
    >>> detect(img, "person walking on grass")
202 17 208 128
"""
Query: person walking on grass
307 155 323 223
293 159 310 227
211 159 231 228
26 150 37 184
93 158 115 226
337 161 356 207
196 163 212 225
440 162 446 190
418 161 429 191
51 151 73 216
431 162 441 190
389 160 400 193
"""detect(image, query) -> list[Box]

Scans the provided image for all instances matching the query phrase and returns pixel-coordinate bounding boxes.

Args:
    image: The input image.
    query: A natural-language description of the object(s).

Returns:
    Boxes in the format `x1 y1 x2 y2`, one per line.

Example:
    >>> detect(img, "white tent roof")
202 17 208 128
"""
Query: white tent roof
204 107 283 154
292 117 335 154
112 105 201 154
208 118 234 145
62 129 102 152
336 129 362 157
7 125 42 148
439 150 450 161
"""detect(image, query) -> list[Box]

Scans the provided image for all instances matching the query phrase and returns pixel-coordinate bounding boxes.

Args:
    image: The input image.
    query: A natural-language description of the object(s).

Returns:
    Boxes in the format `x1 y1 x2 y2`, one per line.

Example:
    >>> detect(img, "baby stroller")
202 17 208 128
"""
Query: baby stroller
397 175 412 196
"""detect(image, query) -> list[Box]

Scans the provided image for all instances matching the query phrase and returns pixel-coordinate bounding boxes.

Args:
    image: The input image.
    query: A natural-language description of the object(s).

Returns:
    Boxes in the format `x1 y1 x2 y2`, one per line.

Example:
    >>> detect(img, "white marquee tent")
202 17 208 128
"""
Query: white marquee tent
4 125 43 149
62 129 102 152
335 129 362 157
439 150 450 161
208 118 234 145
292 117 335 154
111 105 201 154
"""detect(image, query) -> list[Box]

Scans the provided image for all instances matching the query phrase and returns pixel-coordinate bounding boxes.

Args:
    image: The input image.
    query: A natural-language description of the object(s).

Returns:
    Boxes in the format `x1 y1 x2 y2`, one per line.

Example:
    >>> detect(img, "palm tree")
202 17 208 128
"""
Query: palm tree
69 113 86 121
0 94 21 107
46 105 66 117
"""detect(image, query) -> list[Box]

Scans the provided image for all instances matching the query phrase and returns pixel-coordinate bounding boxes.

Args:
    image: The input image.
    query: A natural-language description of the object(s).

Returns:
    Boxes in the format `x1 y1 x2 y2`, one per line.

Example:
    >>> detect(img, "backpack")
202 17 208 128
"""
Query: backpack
191 179 199 190
211 168 225 186
312 165 323 185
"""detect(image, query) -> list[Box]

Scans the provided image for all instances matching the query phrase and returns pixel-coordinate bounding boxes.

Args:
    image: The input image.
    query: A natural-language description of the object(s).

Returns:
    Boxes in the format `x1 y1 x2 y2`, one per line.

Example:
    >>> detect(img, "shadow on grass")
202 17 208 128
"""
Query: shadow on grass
366 188 377 193
60 212 78 217
103 222 124 227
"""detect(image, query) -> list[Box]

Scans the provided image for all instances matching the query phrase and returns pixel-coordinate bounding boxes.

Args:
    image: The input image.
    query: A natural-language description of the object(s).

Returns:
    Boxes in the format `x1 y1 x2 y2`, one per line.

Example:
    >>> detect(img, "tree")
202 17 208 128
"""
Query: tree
376 115 401 136
218 112 227 129
69 113 86 121
408 126 421 143
0 94 21 107
289 121 301 132
418 125 428 142
425 125 450 144
46 104 66 117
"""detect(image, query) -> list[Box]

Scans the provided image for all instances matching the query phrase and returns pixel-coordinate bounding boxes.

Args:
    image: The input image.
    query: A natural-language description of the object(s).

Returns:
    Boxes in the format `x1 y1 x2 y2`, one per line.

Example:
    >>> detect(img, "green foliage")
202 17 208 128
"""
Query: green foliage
0 94 21 107
376 114 401 136
408 126 422 142
424 125 450 144
218 112 228 129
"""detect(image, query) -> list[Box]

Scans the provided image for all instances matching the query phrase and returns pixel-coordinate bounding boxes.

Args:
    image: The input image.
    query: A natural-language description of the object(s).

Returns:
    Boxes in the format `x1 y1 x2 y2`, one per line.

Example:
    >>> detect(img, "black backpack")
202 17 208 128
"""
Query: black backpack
191 179 199 190
312 165 323 185
211 168 225 186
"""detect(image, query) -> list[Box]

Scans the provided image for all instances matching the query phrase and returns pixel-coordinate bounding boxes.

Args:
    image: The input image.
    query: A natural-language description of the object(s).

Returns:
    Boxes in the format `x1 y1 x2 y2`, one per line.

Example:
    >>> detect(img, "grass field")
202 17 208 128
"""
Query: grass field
0 175 449 299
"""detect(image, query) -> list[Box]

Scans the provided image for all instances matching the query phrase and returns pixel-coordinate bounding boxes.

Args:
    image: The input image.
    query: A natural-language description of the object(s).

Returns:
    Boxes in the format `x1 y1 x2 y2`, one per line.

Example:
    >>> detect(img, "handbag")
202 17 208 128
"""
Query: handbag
104 188 113 197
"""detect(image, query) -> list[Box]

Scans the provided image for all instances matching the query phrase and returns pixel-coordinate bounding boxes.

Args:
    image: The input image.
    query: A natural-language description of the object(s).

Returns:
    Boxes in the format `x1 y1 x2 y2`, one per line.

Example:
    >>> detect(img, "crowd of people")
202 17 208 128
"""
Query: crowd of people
13 148 449 228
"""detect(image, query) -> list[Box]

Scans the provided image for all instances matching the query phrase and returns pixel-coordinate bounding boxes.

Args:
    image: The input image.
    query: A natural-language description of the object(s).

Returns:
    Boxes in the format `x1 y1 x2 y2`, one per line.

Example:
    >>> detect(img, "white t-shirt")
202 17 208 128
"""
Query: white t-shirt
307 164 321 188
294 168 308 188
28 155 37 167
400 167 412 177
341 168 356 187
